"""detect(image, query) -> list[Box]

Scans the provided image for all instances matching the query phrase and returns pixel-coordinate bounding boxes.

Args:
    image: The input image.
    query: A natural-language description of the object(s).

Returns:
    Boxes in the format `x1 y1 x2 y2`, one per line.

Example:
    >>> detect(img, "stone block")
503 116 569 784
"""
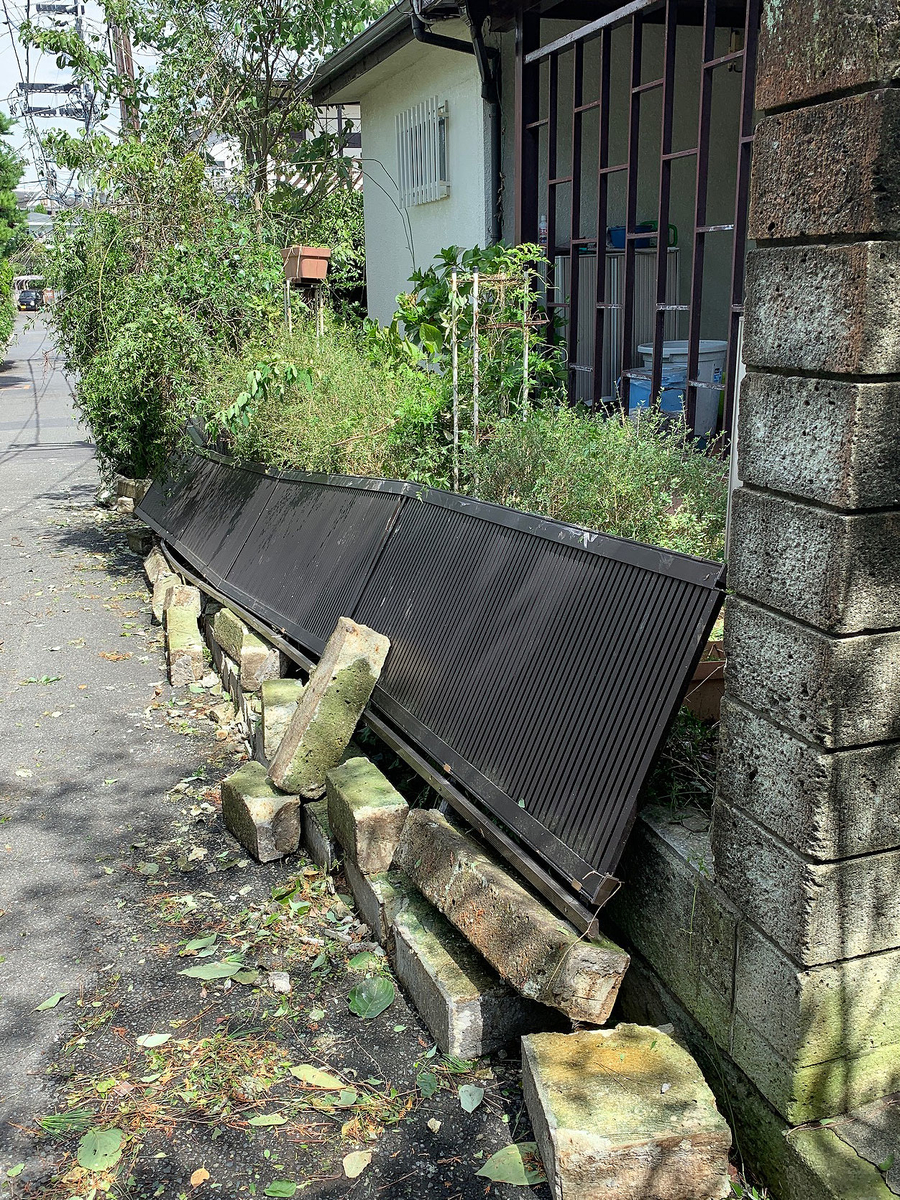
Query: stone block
729 488 900 633
606 809 737 1049
734 922 900 1066
522 1025 731 1200
302 799 337 871
115 474 152 502
269 617 389 797
757 0 900 110
343 858 411 945
151 569 179 623
260 677 306 760
326 757 409 874
394 808 629 1024
221 761 300 863
212 608 283 692
718 697 900 858
724 598 900 749
393 895 553 1058
730 1012 900 1124
115 495 135 516
126 529 154 556
737 373 900 510
712 804 900 966
743 242 900 376
165 606 204 686
161 582 202 619
750 91 900 241
616 955 896 1200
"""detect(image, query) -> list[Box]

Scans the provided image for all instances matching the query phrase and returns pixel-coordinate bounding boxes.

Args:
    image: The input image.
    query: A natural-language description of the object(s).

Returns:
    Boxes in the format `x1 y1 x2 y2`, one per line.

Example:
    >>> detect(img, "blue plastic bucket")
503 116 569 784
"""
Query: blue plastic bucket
626 368 687 415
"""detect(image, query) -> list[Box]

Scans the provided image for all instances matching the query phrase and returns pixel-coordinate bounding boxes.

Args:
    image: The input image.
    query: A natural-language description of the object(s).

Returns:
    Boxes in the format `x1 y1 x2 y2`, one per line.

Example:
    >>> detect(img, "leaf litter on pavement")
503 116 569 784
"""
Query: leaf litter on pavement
21 514 549 1200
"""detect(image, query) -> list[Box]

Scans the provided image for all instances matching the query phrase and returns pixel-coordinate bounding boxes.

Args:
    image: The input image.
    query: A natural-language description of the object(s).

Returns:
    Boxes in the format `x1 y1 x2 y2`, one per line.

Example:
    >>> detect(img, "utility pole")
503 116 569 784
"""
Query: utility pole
109 17 139 136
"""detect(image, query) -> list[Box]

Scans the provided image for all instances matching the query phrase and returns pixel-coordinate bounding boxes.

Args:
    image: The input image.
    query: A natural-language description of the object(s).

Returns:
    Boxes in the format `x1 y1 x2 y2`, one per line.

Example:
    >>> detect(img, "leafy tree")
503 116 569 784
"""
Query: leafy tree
0 114 27 257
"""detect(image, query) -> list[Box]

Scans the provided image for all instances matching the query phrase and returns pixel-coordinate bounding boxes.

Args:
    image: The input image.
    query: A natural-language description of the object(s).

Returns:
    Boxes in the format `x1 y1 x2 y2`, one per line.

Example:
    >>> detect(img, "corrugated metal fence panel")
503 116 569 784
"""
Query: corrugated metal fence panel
138 453 724 909
224 473 405 654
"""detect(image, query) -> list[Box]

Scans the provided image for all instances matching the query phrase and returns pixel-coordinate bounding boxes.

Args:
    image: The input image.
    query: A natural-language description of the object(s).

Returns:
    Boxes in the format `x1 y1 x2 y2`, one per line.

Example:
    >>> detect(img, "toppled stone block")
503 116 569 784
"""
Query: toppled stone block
166 607 204 686
327 757 408 874
522 1025 731 1200
115 495 135 516
269 617 389 797
260 677 306 760
394 809 629 1024
302 799 337 871
394 895 552 1058
212 608 283 692
126 529 153 556
162 582 202 619
144 545 169 585
115 474 152 502
344 859 411 945
152 569 179 624
221 761 300 863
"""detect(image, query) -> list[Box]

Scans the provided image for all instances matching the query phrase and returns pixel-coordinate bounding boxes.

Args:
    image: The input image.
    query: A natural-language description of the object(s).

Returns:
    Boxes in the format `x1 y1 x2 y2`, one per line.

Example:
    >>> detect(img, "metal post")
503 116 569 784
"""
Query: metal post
451 268 460 491
472 269 480 446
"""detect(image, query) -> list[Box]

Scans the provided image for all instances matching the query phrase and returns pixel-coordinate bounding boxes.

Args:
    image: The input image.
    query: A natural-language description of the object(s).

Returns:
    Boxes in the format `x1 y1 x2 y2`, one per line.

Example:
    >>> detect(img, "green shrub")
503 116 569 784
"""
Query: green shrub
0 259 13 357
472 405 728 559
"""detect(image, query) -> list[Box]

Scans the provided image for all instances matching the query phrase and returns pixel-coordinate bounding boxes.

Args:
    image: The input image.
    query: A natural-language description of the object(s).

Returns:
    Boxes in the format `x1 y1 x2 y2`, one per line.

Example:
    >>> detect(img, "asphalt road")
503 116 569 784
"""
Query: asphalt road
0 314 201 1168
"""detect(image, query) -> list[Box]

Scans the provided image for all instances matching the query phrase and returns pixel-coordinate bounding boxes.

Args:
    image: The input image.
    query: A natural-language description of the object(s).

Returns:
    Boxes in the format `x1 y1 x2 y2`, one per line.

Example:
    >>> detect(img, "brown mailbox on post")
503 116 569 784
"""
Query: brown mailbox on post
281 246 331 282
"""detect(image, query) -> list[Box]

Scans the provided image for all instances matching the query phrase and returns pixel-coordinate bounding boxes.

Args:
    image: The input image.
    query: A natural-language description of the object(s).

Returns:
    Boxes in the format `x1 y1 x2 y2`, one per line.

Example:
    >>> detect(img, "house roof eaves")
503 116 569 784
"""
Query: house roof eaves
307 4 417 104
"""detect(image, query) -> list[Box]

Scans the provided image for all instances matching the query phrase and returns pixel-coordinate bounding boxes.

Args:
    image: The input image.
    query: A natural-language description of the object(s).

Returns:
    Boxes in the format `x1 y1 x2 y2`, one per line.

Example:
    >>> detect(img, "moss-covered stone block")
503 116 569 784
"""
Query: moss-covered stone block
326 756 408 874
395 808 629 1024
260 677 306 760
393 895 552 1058
344 859 412 944
165 606 204 686
522 1025 731 1200
221 761 300 863
212 607 283 692
269 617 389 797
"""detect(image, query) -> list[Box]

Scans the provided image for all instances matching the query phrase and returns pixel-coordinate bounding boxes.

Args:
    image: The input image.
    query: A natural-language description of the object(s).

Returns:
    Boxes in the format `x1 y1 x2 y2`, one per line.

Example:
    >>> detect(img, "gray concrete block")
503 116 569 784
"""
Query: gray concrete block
730 1012 900 1125
161 582 202 619
393 896 552 1058
724 598 900 749
212 607 283 692
221 761 300 863
260 677 306 760
522 1026 731 1200
757 0 900 110
269 617 389 797
729 488 900 633
165 606 204 686
326 757 408 875
144 547 170 586
718 697 900 859
343 858 411 945
302 799 337 871
749 91 900 240
394 808 629 1024
743 242 900 376
738 374 900 510
712 804 900 966
151 568 179 623
734 922 900 1067
606 809 736 1049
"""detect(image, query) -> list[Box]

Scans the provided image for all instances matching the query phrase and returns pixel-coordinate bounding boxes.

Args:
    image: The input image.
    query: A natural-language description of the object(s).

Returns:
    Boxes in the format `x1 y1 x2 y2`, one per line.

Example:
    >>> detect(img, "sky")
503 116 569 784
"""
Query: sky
1 0 120 200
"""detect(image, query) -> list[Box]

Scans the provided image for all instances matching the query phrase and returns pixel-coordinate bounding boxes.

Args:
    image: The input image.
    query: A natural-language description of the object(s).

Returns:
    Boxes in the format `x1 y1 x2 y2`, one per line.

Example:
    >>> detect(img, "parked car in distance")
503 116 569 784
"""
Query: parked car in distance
17 289 43 311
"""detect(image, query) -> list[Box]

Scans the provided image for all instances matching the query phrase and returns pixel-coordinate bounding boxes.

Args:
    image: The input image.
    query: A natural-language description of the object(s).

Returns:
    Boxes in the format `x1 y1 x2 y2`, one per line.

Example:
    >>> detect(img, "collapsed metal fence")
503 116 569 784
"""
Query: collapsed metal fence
138 451 725 931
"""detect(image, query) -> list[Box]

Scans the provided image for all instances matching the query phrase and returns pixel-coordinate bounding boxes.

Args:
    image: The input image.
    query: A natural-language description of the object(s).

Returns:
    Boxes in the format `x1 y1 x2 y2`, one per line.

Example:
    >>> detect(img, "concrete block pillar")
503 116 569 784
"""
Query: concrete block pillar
712 0 900 1124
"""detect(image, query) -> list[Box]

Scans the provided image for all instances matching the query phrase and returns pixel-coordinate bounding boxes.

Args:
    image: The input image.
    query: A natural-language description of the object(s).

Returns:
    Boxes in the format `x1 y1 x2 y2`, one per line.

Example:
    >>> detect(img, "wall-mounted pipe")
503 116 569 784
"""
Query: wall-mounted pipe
410 4 502 242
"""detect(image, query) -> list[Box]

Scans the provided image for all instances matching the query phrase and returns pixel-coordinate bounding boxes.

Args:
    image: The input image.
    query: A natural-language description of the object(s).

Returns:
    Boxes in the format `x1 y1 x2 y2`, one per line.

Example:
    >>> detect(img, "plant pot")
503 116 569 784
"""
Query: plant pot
681 638 725 722
281 245 331 282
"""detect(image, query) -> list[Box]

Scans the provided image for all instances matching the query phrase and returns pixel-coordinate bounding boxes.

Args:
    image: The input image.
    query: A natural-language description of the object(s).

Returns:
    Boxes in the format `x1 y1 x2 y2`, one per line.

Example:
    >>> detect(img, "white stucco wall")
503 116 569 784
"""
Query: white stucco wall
340 23 492 324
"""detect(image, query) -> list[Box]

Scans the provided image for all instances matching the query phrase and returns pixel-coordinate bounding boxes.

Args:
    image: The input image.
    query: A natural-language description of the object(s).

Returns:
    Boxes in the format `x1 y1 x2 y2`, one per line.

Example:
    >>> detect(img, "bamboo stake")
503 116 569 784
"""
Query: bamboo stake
472 269 480 447
451 268 459 492
522 267 530 415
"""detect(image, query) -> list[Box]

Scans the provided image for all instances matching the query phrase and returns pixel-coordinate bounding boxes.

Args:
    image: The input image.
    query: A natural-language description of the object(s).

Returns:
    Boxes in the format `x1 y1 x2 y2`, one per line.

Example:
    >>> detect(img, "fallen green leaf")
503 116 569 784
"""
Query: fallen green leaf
342 1150 371 1179
458 1084 485 1113
878 1153 895 1174
348 976 394 1019
136 1033 171 1049
348 951 381 971
290 1064 343 1090
178 961 244 981
35 992 67 1011
263 1183 297 1198
76 1127 125 1172
308 1007 325 1022
181 934 217 954
336 1089 358 1107
6 1164 24 1178
476 1143 546 1186
417 1071 439 1098
248 1114 287 1128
